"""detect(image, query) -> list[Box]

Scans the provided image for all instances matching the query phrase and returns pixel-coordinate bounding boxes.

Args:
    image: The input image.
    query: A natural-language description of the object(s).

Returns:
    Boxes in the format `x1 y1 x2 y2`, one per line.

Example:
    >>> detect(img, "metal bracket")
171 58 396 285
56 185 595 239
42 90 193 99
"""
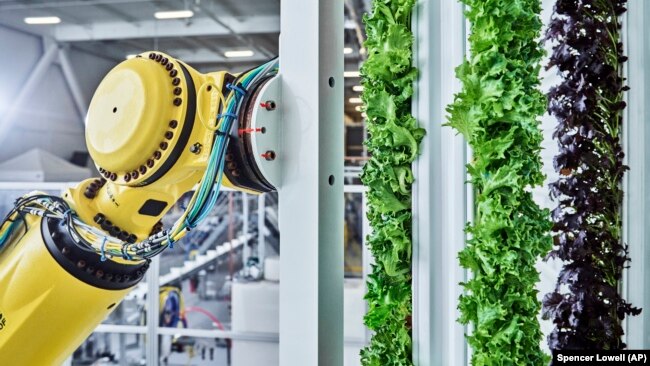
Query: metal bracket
248 75 282 189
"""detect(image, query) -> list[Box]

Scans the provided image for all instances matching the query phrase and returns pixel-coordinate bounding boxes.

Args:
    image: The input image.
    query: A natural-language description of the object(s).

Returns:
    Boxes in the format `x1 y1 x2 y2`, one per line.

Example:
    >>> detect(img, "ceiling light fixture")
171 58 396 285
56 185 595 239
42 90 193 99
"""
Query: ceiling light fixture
224 50 255 58
344 71 360 78
352 85 364 92
349 97 362 104
24 16 61 25
344 47 353 55
154 10 194 19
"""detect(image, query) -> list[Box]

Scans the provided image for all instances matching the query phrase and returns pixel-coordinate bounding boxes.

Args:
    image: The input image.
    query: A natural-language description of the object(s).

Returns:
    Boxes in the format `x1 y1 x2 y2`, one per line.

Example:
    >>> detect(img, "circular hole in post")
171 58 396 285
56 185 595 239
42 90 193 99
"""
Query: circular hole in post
112 107 117 113
328 77 335 88
107 303 116 310
328 175 335 186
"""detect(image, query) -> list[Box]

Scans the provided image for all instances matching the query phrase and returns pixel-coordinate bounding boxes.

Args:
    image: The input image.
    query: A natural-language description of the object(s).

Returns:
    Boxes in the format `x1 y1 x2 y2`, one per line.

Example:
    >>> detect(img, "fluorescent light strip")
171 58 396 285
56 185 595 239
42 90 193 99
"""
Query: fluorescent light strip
349 97 362 104
224 50 255 58
344 71 360 78
344 47 353 55
24 16 61 25
154 10 194 19
352 85 364 92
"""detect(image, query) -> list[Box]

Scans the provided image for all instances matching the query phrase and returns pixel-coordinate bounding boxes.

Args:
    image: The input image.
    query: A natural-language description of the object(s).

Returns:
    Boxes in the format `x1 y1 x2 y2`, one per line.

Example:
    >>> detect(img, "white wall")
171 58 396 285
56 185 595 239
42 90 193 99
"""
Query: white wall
0 25 115 163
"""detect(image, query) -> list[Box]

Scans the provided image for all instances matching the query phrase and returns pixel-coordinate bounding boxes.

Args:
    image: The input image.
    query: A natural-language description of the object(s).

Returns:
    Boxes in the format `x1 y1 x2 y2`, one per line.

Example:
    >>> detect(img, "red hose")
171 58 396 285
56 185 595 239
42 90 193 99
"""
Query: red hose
184 306 226 331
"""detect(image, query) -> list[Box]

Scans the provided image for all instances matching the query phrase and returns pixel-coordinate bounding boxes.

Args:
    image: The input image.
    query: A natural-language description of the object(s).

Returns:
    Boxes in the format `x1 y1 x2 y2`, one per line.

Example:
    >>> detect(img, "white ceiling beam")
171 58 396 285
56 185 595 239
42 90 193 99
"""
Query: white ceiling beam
53 15 280 42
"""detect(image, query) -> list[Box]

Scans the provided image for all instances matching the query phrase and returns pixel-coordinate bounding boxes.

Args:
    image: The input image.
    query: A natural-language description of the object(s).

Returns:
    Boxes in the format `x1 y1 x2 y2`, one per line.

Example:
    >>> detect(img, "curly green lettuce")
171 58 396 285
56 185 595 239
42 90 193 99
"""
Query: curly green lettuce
446 0 552 364
360 0 424 365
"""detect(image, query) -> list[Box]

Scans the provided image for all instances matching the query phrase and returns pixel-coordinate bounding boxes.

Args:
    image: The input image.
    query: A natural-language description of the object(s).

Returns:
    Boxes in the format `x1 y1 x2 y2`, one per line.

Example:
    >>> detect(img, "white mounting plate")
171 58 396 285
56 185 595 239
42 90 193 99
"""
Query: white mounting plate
249 75 281 189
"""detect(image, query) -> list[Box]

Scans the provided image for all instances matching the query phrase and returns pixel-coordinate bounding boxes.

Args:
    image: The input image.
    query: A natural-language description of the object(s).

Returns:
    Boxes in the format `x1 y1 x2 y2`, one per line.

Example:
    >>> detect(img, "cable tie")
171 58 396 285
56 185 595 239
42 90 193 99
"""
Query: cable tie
217 112 238 120
166 230 174 249
226 83 247 96
122 246 133 261
100 236 108 262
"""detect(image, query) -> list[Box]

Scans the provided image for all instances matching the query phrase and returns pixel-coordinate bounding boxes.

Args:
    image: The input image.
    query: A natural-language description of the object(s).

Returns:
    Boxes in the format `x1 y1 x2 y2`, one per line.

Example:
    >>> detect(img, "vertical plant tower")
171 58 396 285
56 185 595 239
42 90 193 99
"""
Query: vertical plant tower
446 0 552 364
542 0 641 350
360 0 424 364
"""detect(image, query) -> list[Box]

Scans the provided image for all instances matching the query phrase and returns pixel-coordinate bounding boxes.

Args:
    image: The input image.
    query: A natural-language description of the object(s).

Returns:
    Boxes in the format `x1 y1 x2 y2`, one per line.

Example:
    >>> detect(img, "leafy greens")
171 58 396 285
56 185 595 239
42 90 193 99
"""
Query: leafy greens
446 0 552 364
542 0 641 350
360 0 424 364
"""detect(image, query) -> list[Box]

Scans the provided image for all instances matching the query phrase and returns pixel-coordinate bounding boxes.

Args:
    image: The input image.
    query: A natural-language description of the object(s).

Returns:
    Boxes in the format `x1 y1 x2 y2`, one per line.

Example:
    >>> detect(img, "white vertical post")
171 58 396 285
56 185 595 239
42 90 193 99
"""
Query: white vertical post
278 0 344 364
412 0 467 365
242 192 250 264
257 193 266 265
145 257 160 365
361 194 372 345
623 0 650 349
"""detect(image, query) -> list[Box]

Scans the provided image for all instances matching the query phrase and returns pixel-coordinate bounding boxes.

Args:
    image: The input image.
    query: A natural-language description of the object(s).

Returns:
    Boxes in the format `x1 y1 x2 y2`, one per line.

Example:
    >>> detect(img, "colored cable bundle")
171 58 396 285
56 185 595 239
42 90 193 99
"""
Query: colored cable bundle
0 58 279 262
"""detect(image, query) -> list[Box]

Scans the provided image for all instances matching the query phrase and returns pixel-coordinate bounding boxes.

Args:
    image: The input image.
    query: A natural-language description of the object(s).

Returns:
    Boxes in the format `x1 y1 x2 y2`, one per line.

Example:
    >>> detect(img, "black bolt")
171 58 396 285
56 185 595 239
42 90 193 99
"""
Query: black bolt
89 182 98 191
109 173 117 181
94 213 106 224
100 177 107 185
263 150 276 161
93 178 102 186
231 170 240 177
147 159 154 168
172 77 180 86
154 151 162 160
86 266 95 274
160 142 168 150
77 260 86 268
173 87 182 95
124 174 131 182
264 100 277 111
149 53 155 59
139 165 147 174
169 120 178 128
96 270 104 278
99 167 105 173
62 247 70 256
131 171 139 179
173 97 182 106
164 131 173 139
170 69 178 77
155 54 162 62
161 57 168 65
227 162 236 170
127 234 138 244
110 226 121 237
166 63 174 71
84 189 95 199
225 153 233 161
189 143 202 154
101 220 112 231
119 231 129 241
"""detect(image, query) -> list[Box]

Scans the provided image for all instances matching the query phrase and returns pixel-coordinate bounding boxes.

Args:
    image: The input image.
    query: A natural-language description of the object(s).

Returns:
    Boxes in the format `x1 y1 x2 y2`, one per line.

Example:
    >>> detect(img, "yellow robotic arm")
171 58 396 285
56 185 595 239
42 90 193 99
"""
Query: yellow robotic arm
0 52 279 365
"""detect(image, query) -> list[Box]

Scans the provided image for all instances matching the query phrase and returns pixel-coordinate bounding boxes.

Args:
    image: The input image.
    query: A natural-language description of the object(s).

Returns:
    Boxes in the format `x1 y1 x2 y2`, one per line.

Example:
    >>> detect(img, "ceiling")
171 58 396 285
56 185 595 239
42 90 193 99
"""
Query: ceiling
0 0 369 121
